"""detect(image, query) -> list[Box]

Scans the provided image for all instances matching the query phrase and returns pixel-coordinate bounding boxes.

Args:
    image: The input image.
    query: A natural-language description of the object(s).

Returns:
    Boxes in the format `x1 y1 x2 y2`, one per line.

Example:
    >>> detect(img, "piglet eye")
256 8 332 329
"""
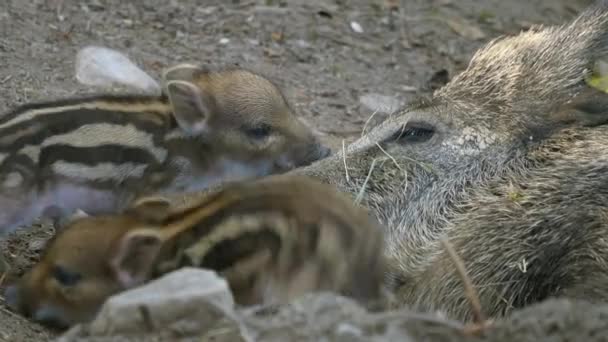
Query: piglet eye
244 124 272 139
52 265 81 287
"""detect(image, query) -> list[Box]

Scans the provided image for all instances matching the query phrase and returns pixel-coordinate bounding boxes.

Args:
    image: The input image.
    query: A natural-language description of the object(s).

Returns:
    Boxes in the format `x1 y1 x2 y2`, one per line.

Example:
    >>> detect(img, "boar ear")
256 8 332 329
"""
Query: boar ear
126 196 172 223
555 60 608 127
162 63 202 84
166 80 215 135
110 229 163 288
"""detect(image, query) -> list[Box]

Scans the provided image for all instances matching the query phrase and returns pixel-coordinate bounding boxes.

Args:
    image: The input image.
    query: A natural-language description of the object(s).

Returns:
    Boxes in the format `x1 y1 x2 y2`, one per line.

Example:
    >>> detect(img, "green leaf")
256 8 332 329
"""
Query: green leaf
586 60 608 93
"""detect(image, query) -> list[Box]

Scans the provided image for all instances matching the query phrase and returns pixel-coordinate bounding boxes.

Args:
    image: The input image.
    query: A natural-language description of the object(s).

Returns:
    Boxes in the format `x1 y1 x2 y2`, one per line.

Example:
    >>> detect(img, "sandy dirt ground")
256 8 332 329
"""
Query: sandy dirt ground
0 0 594 340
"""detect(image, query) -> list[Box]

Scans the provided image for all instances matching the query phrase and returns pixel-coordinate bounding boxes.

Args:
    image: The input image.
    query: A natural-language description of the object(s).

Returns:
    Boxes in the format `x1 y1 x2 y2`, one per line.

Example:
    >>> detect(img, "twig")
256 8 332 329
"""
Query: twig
440 238 485 325
0 271 5 287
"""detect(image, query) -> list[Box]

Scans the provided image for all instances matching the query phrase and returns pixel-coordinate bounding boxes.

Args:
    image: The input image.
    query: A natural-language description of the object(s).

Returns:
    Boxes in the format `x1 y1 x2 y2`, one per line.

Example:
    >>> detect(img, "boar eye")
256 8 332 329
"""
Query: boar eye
388 121 435 144
244 124 272 139
52 265 81 287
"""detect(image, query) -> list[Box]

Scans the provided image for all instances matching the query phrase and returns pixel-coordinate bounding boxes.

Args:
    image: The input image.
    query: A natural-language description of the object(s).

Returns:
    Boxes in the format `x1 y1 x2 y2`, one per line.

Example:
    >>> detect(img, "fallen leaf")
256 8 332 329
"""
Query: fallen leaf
271 31 284 42
586 60 608 93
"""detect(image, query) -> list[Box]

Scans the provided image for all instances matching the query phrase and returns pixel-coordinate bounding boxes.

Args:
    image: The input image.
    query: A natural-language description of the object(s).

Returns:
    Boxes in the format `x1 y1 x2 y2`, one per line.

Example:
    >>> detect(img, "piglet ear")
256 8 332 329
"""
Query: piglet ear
109 229 163 288
162 63 202 84
46 207 90 231
166 80 215 136
126 196 172 223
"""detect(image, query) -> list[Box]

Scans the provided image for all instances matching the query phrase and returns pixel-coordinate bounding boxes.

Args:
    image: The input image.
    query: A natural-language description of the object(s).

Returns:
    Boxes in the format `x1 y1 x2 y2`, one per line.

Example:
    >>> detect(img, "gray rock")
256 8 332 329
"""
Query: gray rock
27 237 48 252
57 268 244 342
55 287 608 341
239 294 608 342
482 298 608 342
358 93 403 115
240 293 370 341
239 293 432 342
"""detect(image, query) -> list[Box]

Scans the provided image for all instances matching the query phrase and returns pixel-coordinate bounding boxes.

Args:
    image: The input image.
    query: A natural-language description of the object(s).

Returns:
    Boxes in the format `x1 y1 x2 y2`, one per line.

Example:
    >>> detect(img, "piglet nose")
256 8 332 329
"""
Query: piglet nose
3 285 19 310
319 145 331 158
34 306 69 329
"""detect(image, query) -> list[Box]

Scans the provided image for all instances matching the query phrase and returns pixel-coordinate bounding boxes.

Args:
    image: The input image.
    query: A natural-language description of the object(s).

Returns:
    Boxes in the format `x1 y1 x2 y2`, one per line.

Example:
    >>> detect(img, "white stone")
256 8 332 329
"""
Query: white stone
75 46 161 95
88 268 235 335
359 93 403 114
350 21 364 33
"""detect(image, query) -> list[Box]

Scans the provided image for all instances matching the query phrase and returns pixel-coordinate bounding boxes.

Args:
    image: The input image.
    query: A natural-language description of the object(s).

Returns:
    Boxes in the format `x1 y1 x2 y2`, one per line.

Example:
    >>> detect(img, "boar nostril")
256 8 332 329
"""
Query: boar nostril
3 285 19 310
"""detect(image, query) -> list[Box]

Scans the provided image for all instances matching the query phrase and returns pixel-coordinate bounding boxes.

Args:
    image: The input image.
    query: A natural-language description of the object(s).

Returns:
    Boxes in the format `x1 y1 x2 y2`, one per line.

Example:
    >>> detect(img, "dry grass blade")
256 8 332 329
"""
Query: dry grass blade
342 139 350 183
440 238 485 325
375 139 435 175
375 142 404 172
355 158 378 205
361 109 379 137
374 143 410 192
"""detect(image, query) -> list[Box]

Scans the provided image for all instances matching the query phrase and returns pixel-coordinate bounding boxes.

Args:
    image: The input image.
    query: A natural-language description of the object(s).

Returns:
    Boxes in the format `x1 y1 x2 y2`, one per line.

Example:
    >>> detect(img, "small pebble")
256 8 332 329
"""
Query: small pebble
350 21 364 33
28 238 48 252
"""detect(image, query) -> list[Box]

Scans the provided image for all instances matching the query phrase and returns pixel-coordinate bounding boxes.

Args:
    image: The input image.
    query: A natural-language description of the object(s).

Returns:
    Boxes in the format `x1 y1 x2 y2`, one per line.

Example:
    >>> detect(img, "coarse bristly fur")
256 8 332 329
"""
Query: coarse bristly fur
291 0 608 321
8 1 608 328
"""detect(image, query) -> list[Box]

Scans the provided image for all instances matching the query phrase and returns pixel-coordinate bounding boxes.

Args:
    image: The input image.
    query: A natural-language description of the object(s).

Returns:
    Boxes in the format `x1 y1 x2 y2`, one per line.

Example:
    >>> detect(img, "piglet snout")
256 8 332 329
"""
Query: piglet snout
3 285 20 311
